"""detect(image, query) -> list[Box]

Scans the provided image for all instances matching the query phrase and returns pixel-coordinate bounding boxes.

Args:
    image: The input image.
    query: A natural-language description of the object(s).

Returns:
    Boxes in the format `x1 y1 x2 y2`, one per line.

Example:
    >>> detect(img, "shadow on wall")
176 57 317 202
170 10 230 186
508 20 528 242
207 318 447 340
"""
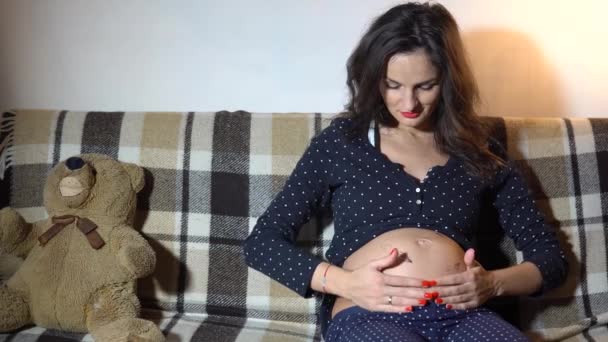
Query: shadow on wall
0 67 9 110
463 30 566 117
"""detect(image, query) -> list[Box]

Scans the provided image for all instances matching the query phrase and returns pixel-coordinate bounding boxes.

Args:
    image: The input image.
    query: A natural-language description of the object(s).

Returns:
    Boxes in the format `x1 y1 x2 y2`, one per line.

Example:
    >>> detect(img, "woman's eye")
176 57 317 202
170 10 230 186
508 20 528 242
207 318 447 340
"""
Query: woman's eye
386 82 400 89
419 83 437 91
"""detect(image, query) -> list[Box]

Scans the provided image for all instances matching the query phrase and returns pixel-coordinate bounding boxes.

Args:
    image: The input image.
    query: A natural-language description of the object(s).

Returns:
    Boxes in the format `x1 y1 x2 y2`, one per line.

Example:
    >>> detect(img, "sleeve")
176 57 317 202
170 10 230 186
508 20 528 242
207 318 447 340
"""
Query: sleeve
491 160 569 294
243 128 335 298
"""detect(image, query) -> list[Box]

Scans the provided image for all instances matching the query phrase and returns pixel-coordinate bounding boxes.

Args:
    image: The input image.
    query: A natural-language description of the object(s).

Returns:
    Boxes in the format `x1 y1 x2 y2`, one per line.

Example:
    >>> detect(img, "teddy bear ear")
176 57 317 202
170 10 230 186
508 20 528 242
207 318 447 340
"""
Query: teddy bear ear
122 163 145 193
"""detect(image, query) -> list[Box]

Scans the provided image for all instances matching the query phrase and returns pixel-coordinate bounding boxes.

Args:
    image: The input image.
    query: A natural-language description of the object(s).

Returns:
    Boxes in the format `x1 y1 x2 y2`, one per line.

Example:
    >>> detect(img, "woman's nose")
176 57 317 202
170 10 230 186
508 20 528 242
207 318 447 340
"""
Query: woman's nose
401 90 419 111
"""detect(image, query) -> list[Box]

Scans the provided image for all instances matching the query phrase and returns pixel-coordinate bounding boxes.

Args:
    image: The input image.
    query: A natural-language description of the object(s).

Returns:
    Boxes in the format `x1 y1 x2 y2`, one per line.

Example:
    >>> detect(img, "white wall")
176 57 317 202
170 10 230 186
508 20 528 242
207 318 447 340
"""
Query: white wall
0 0 606 117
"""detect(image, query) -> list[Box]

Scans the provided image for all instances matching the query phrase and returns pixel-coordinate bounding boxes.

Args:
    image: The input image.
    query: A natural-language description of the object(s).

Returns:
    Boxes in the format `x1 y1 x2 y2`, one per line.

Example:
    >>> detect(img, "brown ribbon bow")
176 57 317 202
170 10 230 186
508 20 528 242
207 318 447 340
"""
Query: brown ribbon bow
38 215 105 250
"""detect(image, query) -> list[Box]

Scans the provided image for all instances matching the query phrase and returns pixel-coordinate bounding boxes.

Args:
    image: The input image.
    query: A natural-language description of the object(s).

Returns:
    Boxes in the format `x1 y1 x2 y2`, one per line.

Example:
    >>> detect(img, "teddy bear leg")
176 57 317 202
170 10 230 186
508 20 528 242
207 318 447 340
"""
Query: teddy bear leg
0 285 31 332
85 285 164 342
89 317 165 342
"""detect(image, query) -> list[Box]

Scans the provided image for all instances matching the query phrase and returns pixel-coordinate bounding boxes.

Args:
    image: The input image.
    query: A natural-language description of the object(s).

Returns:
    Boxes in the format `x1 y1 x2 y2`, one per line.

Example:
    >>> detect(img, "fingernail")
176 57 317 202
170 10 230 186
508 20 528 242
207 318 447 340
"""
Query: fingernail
431 291 439 299
424 292 433 299
446 304 453 310
421 280 430 287
390 248 397 255
418 299 427 305
435 298 443 304
429 280 437 286
405 306 413 312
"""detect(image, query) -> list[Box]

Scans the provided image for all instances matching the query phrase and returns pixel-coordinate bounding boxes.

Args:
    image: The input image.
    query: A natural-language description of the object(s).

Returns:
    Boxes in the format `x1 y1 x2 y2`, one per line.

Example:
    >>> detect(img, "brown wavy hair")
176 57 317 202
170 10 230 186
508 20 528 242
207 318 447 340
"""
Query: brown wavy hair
342 2 504 178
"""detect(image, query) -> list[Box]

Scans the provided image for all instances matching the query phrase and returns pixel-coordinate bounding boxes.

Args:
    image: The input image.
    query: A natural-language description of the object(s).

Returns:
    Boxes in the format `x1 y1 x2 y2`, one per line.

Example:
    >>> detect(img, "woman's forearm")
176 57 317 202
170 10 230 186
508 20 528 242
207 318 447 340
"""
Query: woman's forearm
492 261 543 297
310 262 352 298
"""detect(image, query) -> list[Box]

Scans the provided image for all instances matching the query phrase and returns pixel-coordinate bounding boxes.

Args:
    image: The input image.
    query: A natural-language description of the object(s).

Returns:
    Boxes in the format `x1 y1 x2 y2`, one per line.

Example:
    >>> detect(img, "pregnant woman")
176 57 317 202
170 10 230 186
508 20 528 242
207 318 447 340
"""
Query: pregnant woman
244 2 567 341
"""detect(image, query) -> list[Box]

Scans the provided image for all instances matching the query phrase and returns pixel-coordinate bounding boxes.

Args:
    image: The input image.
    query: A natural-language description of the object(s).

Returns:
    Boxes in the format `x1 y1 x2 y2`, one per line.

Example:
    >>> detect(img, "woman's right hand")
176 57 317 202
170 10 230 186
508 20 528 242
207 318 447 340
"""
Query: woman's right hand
342 248 429 313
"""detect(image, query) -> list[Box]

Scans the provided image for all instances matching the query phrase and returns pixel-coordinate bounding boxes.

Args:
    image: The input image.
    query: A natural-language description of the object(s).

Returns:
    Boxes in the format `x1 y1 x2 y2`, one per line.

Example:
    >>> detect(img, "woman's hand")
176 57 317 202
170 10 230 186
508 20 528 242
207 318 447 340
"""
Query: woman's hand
343 249 429 313
432 248 500 310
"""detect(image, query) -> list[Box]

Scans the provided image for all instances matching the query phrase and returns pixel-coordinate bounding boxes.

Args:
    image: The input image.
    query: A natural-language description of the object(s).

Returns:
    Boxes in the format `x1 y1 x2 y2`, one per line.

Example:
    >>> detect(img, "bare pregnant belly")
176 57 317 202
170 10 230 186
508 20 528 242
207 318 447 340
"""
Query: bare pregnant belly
332 228 466 318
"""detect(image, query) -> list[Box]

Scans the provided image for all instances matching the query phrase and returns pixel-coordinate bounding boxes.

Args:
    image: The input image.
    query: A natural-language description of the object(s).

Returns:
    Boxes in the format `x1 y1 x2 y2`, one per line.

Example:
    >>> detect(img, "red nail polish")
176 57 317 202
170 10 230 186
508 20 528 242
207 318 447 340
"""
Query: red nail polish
405 306 413 312
446 304 453 310
418 299 427 305
421 280 430 287
429 280 437 286
435 298 443 304
424 292 433 299
432 291 439 299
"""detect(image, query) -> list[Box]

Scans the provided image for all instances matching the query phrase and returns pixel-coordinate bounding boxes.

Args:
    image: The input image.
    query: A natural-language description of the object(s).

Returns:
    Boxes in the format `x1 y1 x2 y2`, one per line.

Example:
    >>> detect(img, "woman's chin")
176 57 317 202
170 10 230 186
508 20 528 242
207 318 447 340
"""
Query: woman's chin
394 115 432 131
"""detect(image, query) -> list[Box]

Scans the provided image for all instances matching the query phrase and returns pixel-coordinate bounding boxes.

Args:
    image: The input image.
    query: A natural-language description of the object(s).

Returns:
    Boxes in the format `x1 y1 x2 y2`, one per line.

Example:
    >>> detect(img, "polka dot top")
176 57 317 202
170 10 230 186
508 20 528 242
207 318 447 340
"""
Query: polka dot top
243 117 568 299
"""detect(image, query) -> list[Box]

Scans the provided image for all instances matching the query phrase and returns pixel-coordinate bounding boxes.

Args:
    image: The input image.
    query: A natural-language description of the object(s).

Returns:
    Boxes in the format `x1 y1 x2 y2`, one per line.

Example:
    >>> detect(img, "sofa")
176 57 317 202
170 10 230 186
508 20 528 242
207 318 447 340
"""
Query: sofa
0 110 606 342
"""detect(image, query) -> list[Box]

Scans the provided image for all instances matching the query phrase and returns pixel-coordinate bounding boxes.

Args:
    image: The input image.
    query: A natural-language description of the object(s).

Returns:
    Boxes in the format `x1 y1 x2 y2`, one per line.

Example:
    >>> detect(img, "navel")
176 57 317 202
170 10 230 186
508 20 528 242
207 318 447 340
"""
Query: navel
416 238 433 247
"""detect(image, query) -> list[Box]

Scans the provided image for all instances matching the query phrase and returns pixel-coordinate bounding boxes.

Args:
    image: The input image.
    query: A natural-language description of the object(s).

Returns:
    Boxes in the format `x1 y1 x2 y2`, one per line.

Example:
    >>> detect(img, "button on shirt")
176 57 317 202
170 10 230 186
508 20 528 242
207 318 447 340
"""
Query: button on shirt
243 117 567 334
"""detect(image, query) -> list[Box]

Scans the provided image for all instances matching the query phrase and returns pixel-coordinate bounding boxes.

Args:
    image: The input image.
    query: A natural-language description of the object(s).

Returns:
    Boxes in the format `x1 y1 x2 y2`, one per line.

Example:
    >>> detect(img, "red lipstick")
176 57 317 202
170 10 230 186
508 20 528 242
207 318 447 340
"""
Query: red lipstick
401 111 420 119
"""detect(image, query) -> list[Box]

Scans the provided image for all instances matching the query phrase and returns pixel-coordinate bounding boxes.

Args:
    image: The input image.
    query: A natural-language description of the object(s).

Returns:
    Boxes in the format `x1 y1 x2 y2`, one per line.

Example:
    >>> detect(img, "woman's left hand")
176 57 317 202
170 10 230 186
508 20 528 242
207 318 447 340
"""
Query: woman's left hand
431 249 500 310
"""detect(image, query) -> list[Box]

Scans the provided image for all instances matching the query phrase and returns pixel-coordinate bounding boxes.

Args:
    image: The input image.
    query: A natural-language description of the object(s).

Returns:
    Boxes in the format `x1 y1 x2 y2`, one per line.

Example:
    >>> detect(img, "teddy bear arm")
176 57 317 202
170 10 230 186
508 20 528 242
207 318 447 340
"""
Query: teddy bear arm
112 227 156 279
0 208 42 257
9 223 43 258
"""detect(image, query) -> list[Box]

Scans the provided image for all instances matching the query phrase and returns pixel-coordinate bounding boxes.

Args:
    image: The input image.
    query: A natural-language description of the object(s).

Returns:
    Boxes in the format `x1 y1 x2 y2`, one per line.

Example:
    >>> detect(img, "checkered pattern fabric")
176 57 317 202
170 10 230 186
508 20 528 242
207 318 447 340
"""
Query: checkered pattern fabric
0 110 606 342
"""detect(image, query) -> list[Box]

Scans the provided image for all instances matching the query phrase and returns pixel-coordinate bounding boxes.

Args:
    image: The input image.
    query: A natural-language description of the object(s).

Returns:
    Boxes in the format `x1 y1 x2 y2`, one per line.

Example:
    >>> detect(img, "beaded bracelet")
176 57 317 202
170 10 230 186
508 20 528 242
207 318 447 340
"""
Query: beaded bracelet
321 264 331 293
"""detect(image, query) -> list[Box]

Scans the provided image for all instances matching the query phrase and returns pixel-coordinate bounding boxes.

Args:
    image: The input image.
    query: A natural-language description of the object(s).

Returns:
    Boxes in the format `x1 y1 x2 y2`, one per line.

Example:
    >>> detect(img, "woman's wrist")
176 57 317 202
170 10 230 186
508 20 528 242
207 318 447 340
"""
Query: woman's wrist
312 262 352 298
489 270 505 297
490 262 542 297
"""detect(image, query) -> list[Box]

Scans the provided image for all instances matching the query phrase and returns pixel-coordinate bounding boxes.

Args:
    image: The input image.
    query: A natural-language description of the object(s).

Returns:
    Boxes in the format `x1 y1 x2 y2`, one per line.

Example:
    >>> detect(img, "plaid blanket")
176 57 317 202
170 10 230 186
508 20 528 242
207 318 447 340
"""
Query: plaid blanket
0 110 606 342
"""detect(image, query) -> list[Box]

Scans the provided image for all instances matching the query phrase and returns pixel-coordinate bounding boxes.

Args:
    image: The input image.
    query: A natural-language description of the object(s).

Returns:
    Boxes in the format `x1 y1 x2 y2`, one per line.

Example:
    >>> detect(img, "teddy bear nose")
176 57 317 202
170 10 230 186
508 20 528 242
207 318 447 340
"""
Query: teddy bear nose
65 157 85 171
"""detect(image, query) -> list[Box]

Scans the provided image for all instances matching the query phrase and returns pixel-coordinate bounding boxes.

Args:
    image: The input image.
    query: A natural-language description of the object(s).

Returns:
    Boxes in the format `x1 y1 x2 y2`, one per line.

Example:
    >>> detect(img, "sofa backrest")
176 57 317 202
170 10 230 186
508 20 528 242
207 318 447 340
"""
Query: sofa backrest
1 110 606 340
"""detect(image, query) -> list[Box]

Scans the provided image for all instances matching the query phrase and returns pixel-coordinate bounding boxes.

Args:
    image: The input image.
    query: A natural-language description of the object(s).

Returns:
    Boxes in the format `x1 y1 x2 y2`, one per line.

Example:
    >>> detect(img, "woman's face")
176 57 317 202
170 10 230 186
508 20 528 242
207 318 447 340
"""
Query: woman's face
380 49 441 132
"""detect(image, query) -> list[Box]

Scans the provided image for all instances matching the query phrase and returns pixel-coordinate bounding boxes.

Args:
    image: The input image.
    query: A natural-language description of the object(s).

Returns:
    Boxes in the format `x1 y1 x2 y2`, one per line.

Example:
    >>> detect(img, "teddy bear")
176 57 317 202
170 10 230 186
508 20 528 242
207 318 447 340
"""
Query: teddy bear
0 154 164 341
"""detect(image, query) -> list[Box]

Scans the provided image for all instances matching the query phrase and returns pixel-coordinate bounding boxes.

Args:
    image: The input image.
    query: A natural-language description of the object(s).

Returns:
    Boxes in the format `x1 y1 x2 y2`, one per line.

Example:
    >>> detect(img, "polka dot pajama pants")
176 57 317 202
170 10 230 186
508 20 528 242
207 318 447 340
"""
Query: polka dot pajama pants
324 303 529 341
